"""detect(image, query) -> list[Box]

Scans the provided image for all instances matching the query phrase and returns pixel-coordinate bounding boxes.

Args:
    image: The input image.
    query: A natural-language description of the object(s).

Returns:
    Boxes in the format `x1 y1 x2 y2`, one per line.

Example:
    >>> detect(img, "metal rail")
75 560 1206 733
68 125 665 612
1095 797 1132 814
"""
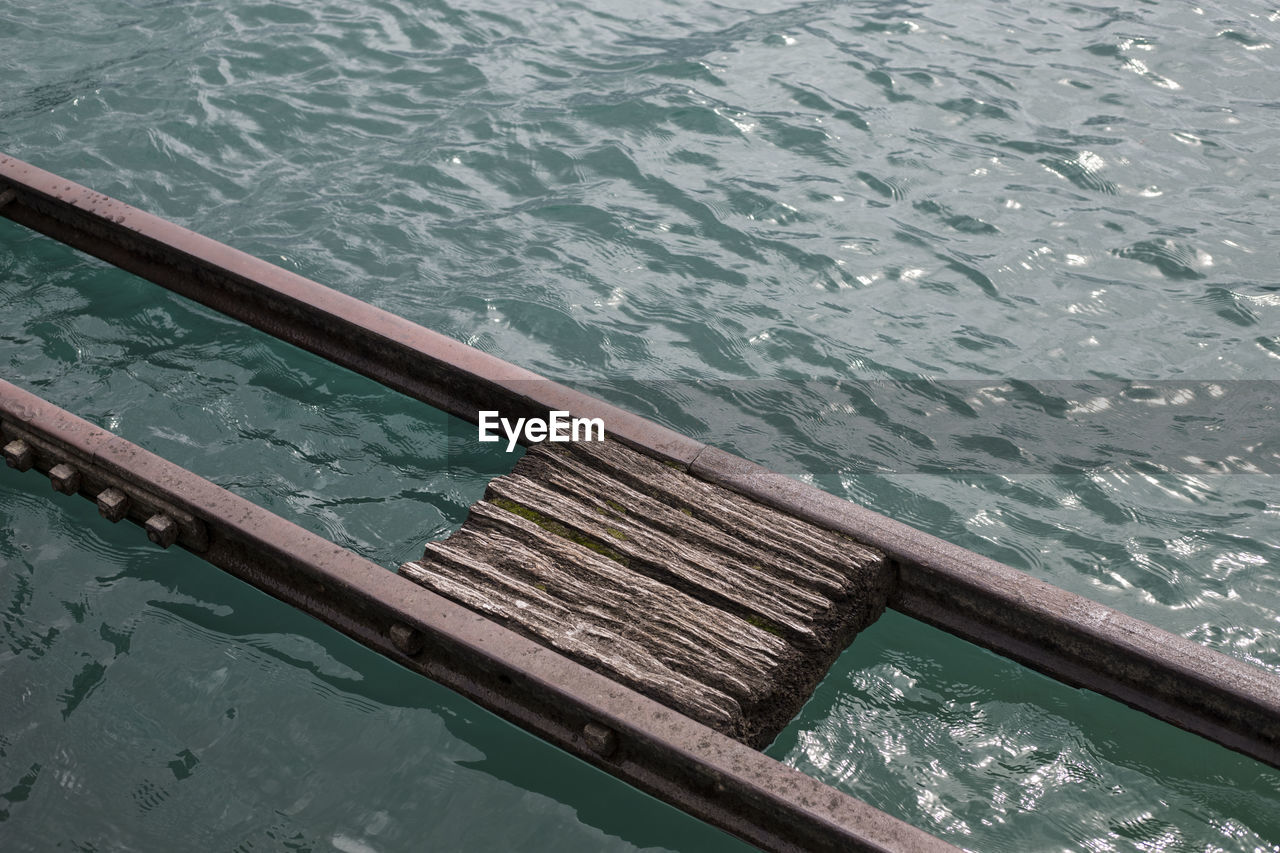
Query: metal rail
2 150 1280 834
0 378 947 853
692 448 1280 768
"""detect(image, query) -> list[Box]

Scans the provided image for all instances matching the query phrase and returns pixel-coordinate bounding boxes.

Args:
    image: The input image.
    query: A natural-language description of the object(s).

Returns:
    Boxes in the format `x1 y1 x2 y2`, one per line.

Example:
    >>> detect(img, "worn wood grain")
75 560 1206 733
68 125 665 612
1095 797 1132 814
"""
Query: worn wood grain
400 438 891 748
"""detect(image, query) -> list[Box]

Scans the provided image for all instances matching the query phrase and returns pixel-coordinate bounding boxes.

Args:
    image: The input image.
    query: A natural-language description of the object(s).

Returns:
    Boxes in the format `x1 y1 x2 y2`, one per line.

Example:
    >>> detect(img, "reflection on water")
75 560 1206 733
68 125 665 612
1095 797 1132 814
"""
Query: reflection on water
773 613 1280 852
3 0 1280 848
0 484 752 852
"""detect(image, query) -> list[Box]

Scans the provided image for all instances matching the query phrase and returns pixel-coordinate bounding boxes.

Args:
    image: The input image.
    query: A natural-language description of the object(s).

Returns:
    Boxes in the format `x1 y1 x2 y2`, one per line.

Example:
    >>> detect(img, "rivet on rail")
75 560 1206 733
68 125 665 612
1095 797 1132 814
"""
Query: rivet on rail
389 623 425 656
582 721 618 758
145 513 179 549
97 487 130 522
3 439 33 471
49 463 81 495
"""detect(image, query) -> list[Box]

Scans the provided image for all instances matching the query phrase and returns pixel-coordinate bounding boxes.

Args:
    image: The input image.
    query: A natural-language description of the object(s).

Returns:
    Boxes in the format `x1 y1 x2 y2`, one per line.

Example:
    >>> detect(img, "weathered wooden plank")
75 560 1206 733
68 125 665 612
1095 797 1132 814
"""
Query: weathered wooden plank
530 439 883 596
401 502 786 740
487 472 829 645
400 438 891 748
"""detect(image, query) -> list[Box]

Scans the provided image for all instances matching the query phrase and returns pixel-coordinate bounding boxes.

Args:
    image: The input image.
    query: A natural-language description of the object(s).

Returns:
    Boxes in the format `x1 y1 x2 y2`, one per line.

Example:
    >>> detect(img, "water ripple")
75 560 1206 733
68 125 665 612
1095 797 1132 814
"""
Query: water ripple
4 0 1280 848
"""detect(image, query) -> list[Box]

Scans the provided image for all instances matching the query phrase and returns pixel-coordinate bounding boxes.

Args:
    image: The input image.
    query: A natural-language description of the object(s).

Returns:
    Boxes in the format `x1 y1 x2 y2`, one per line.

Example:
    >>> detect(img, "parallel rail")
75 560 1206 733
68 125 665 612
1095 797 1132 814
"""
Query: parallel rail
3 151 1280 846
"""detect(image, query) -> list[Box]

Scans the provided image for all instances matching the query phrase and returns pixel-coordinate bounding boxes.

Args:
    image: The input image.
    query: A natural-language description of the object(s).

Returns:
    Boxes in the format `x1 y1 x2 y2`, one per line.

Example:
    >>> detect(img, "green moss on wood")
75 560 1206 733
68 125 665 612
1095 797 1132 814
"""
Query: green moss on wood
489 497 629 566
592 498 628 520
491 496 543 524
744 614 784 637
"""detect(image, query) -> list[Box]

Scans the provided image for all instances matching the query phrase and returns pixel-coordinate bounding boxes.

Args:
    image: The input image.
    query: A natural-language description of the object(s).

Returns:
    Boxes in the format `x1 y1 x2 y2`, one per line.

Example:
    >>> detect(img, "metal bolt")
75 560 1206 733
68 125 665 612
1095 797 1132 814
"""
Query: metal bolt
3 439 33 471
582 722 618 758
389 623 424 656
145 513 179 549
48 463 81 495
97 488 130 522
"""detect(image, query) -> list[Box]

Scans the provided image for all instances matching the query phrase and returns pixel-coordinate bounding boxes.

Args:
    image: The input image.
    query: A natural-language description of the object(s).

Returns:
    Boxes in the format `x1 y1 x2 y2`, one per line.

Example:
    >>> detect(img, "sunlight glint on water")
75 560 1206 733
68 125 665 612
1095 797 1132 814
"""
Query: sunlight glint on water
3 0 1280 849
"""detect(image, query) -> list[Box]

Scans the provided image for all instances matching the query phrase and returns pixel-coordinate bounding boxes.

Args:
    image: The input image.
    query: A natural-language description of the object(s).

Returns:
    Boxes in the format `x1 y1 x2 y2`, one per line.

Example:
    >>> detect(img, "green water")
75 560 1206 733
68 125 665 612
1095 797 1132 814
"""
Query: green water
3 0 1280 849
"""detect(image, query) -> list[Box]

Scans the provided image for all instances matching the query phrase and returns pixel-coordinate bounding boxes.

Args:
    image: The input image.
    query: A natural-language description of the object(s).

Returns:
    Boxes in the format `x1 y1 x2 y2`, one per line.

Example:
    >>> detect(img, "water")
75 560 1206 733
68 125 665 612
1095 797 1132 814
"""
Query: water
3 0 1280 849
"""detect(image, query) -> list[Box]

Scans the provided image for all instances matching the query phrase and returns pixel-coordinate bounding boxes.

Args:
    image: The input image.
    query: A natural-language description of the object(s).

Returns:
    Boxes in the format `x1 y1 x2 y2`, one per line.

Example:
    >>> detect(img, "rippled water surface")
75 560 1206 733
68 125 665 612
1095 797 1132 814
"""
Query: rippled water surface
3 0 1280 849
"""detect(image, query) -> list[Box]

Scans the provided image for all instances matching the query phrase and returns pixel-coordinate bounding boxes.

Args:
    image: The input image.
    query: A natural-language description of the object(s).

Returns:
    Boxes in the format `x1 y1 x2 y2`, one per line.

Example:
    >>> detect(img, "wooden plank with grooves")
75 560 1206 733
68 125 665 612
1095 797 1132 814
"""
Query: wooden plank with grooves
399 438 892 748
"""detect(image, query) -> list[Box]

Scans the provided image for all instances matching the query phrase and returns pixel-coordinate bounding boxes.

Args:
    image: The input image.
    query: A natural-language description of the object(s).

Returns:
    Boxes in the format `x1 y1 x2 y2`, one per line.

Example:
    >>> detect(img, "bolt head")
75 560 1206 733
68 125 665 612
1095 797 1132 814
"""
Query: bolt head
582 722 617 757
389 623 424 656
97 488 130 523
4 439 34 472
48 463 81 495
144 514 179 549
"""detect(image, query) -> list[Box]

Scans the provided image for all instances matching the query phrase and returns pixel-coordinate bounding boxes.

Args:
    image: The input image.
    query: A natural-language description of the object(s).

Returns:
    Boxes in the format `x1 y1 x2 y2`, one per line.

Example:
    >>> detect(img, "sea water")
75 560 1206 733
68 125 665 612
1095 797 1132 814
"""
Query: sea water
2 0 1279 849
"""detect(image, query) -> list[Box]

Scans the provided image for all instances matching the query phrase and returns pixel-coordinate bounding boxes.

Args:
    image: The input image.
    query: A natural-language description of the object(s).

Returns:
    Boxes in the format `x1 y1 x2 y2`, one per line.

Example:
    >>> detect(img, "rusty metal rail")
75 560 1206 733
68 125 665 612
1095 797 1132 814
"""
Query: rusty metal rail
3 150 1280 843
